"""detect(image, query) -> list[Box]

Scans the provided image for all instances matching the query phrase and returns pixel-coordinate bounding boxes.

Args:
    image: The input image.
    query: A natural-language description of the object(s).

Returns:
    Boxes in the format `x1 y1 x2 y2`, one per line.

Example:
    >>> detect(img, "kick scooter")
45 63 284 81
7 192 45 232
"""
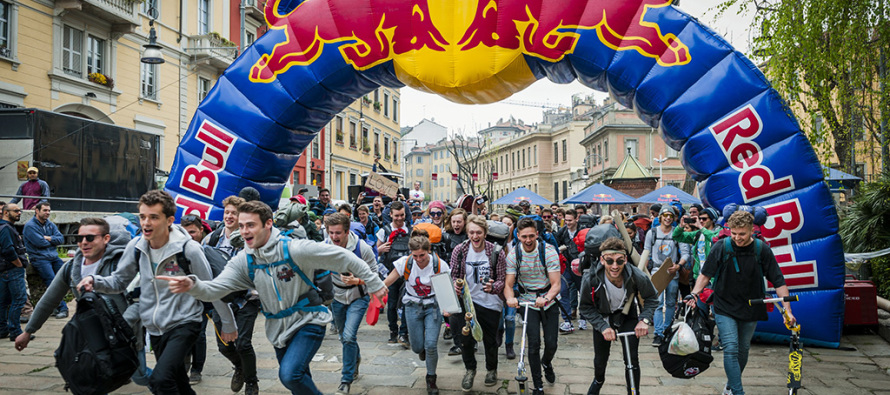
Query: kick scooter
616 331 639 395
515 302 534 395
749 295 801 395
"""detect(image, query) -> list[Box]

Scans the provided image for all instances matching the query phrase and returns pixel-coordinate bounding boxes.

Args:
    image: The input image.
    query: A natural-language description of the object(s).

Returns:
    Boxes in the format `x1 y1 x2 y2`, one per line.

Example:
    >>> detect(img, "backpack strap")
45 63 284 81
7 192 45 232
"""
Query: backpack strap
403 256 414 281
176 243 193 276
247 238 327 318
208 227 224 247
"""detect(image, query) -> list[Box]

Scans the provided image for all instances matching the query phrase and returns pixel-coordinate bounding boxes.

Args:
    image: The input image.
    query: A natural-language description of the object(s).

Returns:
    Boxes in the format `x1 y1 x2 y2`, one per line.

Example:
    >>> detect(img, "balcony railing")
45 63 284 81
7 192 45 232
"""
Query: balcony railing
244 0 265 22
60 0 140 33
186 34 238 71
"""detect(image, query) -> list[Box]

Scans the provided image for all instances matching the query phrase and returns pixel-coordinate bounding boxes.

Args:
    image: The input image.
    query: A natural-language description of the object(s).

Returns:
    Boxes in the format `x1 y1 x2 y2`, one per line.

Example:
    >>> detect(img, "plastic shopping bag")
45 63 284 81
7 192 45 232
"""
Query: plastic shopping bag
668 321 699 356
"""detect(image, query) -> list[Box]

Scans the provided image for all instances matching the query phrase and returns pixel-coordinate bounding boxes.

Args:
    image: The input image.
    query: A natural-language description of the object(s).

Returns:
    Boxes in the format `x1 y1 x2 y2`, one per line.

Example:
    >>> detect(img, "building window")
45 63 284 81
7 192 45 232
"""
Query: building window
142 0 159 14
384 135 390 158
416 169 423 176
434 165 438 173
522 149 526 168
349 173 357 185
198 77 211 102
598 145 602 163
141 63 158 100
417 156 423 164
553 142 558 163
554 182 559 202
562 181 567 201
562 139 567 162
362 126 369 151
604 140 608 160
374 129 380 156
349 121 357 147
374 89 379 105
86 35 105 75
334 116 344 143
666 145 679 158
392 98 398 122
512 152 515 170
0 2 11 58
312 135 320 159
534 146 537 166
293 170 301 184
527 147 531 167
198 0 210 35
625 138 639 158
392 141 397 159
383 92 390 117
245 31 255 47
62 25 84 76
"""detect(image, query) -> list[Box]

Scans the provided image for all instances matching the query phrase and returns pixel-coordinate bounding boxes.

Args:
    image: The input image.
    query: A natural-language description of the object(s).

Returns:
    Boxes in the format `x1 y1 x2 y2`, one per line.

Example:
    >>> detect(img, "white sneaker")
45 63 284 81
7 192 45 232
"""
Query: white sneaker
558 321 574 333
722 384 733 395
578 319 588 330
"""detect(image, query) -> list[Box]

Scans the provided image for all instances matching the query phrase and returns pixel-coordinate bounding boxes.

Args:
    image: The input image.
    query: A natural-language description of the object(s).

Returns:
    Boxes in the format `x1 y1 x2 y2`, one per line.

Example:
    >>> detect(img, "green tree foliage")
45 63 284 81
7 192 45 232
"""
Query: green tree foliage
717 0 890 175
839 173 890 253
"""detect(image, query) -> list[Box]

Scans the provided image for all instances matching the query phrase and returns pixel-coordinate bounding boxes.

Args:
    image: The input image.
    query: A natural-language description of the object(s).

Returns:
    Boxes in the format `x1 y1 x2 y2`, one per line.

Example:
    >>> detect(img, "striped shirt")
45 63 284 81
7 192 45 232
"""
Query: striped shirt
506 242 560 310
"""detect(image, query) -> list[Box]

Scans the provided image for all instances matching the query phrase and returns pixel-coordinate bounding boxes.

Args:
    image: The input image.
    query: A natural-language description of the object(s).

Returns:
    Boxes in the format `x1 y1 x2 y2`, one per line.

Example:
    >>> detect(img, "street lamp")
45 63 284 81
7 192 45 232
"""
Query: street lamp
653 155 667 188
141 6 164 64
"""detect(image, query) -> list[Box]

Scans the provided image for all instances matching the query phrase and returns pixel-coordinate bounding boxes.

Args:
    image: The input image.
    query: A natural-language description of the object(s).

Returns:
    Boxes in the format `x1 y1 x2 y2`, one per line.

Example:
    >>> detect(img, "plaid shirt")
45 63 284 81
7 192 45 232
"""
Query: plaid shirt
449 240 507 298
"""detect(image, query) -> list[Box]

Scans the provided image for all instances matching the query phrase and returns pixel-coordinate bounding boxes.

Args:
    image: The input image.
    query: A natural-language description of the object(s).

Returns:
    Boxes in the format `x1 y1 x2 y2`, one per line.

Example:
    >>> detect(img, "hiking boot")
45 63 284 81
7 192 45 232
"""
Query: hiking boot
426 374 439 395
448 345 462 356
55 310 69 319
335 382 351 395
245 381 259 395
189 371 202 385
587 380 603 395
558 321 574 334
652 335 664 347
542 363 555 384
505 343 516 360
388 332 398 344
484 370 498 386
398 334 410 349
461 369 476 392
231 367 245 392
578 319 588 330
443 325 453 340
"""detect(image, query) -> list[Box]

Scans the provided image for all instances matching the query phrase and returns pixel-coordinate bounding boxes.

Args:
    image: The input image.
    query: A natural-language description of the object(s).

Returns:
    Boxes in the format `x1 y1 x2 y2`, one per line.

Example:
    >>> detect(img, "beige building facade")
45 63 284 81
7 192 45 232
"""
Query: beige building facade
327 87 402 201
0 0 261 175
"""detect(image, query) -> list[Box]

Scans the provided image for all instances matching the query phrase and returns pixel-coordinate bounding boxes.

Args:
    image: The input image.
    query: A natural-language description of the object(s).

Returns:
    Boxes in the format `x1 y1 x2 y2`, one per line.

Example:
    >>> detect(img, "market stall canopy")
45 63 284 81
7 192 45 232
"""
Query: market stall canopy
635 185 701 204
492 187 552 205
561 183 638 204
823 165 861 191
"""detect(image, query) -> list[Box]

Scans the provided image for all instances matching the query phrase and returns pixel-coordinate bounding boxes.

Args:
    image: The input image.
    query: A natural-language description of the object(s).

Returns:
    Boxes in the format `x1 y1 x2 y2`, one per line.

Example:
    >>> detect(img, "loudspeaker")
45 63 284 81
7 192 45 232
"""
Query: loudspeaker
347 185 364 202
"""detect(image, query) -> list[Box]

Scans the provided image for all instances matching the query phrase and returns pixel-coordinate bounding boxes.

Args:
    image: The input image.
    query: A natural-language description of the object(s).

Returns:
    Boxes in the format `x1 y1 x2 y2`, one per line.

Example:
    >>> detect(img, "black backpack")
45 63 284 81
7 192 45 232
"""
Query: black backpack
580 224 621 272
381 224 412 271
658 306 715 379
175 243 246 305
55 291 138 395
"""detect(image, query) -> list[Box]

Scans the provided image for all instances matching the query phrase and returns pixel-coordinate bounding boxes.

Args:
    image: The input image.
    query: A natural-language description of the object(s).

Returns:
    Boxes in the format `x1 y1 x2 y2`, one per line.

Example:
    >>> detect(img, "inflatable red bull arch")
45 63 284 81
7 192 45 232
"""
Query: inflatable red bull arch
166 0 844 347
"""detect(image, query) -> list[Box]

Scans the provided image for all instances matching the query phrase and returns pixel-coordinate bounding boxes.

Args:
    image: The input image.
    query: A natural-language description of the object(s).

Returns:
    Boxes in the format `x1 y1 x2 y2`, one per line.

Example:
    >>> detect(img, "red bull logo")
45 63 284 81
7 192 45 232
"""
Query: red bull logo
250 0 690 101
656 193 677 202
593 193 615 202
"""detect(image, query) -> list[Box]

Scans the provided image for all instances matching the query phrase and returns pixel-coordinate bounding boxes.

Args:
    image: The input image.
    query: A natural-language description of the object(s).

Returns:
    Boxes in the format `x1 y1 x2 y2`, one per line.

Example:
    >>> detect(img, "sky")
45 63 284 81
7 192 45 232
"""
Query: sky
400 1 756 135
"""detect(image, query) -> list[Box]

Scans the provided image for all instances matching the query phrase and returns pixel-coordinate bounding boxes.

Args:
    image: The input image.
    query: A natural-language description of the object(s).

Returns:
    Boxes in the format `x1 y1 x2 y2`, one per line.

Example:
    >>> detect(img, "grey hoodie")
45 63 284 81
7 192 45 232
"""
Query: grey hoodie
26 223 131 334
187 228 386 348
92 225 236 335
326 232 377 305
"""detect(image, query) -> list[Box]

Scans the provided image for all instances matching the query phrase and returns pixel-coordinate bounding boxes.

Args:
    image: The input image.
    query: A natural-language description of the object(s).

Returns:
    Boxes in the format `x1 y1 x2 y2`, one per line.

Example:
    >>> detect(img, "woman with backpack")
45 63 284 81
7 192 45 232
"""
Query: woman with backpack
382 236 451 395
449 215 506 391
579 237 658 394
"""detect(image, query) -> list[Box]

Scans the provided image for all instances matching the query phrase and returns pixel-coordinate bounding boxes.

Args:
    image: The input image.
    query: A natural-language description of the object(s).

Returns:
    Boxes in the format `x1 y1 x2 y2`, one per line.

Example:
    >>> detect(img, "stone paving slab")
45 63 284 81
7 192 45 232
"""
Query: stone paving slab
2 300 890 394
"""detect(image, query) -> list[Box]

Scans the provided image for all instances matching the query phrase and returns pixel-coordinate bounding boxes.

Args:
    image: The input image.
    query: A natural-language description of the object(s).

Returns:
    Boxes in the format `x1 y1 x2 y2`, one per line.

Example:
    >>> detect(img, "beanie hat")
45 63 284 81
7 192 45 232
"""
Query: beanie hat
649 203 662 213
429 200 446 212
703 207 719 221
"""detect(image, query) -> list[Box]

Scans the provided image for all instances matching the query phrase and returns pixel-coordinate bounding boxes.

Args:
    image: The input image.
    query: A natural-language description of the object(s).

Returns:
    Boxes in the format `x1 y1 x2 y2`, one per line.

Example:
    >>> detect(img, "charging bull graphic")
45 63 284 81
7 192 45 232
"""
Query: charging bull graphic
166 0 845 347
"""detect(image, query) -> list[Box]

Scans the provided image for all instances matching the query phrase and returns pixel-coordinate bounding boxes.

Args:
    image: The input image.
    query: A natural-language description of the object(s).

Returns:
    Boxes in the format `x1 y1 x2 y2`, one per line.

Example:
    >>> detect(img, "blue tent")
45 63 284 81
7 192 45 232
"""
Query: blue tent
635 185 701 204
823 165 861 192
492 187 552 205
561 183 638 204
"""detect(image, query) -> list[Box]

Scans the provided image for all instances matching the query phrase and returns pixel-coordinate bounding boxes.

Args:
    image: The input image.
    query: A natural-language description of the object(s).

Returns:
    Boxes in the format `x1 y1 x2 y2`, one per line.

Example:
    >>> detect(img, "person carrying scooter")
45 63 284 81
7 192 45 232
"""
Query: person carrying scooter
579 237 659 395
504 218 562 395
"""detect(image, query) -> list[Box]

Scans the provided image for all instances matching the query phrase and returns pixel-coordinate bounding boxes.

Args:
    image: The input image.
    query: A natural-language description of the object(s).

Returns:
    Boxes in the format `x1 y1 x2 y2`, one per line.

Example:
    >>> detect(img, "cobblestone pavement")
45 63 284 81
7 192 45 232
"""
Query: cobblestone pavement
2 301 890 394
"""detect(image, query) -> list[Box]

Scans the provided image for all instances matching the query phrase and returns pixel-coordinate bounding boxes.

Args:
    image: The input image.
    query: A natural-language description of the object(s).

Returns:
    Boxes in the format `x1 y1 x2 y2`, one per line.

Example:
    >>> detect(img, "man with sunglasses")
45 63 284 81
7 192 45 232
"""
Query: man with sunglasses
15 218 132 352
23 202 68 319
579 237 658 395
427 201 447 228
0 203 28 341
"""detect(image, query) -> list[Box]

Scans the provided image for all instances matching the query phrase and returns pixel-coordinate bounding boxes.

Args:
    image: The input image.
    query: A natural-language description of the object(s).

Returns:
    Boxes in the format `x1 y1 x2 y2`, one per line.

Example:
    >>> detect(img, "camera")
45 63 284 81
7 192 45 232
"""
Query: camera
475 195 488 205
683 217 697 224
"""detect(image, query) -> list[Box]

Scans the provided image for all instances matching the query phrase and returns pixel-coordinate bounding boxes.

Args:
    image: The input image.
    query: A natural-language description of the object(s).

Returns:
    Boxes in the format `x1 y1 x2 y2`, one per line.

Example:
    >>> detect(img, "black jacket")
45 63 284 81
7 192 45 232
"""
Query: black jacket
579 261 658 333
555 225 580 261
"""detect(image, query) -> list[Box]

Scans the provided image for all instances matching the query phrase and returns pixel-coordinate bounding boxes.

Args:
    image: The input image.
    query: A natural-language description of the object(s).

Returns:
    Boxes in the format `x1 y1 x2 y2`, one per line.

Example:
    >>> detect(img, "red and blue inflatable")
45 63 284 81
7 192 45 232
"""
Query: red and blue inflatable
165 0 844 347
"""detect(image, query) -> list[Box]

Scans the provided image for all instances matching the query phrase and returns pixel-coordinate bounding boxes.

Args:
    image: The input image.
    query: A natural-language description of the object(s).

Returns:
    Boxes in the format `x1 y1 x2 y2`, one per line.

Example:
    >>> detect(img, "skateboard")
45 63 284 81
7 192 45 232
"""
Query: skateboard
455 278 483 342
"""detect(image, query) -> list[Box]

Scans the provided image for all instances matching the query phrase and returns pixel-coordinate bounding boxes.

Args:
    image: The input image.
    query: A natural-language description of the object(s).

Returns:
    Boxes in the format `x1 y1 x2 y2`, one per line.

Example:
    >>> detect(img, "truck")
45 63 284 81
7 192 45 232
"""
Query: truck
0 108 158 229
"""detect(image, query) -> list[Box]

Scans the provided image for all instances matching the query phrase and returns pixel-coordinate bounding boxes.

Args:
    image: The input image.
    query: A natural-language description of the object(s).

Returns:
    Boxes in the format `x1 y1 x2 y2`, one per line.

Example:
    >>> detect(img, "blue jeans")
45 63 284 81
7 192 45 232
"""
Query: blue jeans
561 269 581 318
0 267 27 336
404 301 442 376
715 313 758 395
502 306 516 345
275 324 326 395
654 276 679 337
32 257 67 313
332 296 370 383
131 346 153 387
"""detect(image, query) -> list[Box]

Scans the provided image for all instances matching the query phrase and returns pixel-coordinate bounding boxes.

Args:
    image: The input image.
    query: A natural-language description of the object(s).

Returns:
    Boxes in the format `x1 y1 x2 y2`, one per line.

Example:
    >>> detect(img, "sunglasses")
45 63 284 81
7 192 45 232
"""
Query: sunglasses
8 209 22 213
430 211 443 217
542 216 552 220
74 234 103 243
699 216 710 221
604 258 626 266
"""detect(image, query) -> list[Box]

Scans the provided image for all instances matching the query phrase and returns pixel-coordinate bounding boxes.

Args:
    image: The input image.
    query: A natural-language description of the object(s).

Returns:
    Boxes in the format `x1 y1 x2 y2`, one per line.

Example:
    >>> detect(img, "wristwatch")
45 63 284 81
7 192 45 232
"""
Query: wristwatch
640 318 651 325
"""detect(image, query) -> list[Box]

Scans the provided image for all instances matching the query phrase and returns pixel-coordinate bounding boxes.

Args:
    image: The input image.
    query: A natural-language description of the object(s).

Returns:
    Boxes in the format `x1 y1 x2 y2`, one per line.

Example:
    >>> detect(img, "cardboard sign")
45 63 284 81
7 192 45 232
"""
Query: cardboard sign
650 257 675 293
365 171 400 198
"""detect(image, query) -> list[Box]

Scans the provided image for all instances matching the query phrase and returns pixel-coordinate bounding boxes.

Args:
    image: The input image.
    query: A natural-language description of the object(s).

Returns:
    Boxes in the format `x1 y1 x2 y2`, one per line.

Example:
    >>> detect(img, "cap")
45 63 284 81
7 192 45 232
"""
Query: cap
659 207 676 217
289 195 307 205
322 208 337 216
411 207 424 216
238 186 261 202
27 167 38 173
649 203 662 213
